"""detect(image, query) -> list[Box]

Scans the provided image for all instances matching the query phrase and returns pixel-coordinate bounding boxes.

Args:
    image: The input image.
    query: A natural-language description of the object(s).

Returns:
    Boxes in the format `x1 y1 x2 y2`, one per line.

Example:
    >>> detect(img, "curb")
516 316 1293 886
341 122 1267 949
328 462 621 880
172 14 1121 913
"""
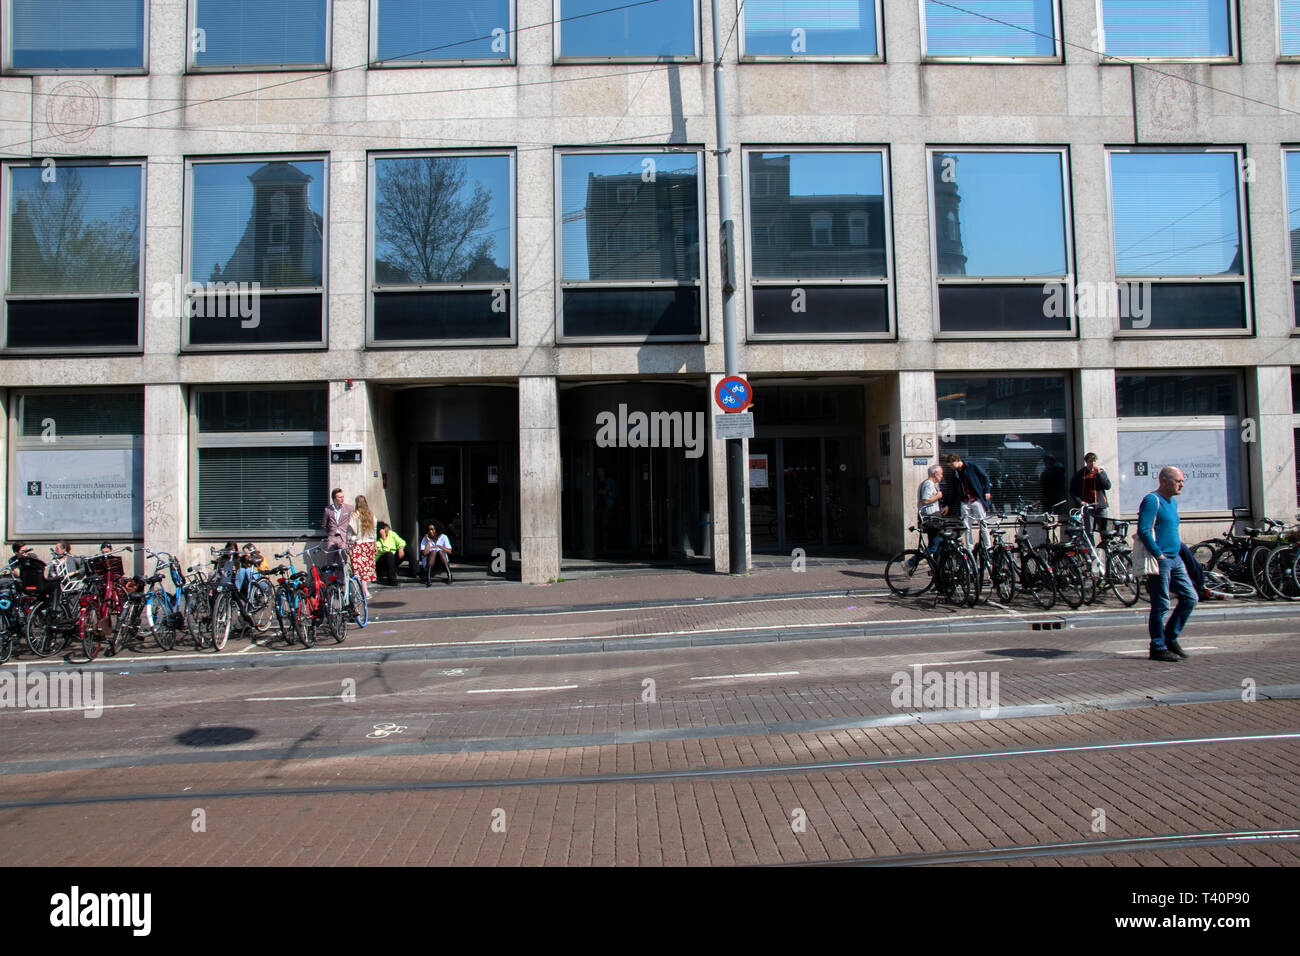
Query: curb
6 601 1297 677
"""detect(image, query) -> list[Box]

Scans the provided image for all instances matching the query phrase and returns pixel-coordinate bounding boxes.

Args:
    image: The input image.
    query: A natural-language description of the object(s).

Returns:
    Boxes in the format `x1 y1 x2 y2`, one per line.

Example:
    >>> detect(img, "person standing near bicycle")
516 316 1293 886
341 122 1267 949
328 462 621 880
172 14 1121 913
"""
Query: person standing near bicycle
914 464 946 563
1138 466 1197 663
942 453 993 551
350 495 377 602
1070 452 1111 545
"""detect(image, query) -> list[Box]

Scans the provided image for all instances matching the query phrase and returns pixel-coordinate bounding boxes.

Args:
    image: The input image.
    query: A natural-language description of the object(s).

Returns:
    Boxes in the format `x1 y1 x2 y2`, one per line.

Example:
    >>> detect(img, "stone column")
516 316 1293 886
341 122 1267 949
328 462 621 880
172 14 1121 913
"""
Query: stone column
143 384 188 568
1251 366 1296 523
897 370 937 552
519 376 561 583
1076 366 1118 495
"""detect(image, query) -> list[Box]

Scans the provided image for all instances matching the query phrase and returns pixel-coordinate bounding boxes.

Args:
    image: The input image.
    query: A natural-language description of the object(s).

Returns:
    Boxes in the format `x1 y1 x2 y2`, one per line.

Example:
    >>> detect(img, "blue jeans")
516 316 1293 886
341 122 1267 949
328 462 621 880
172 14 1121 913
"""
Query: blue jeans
1147 556 1198 649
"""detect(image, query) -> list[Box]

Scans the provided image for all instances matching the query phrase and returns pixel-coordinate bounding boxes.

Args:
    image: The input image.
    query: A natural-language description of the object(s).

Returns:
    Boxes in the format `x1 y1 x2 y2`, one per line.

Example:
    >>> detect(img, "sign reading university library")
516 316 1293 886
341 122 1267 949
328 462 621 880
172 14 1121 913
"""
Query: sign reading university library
1116 429 1239 513
15 448 143 536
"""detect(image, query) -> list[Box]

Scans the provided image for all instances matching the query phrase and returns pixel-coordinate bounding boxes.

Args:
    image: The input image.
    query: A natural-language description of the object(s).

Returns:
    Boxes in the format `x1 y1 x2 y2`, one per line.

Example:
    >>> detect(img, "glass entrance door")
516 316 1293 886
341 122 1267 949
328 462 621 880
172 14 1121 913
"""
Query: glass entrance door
468 446 501 557
417 445 463 546
749 436 865 551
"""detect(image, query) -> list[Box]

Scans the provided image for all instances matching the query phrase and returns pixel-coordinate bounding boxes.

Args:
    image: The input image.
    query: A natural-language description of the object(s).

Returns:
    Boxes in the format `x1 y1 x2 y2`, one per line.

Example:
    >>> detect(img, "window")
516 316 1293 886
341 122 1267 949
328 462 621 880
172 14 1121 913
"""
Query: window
740 0 881 59
1284 0 1300 56
3 161 143 351
935 374 1070 510
1115 372 1245 513
557 150 703 341
373 0 512 64
921 0 1059 60
1285 150 1300 324
370 151 514 344
745 149 892 338
185 157 327 349
191 387 329 535
190 0 328 70
1099 0 1234 60
8 389 144 539
557 0 697 60
928 149 1072 334
1108 149 1247 332
7 0 146 72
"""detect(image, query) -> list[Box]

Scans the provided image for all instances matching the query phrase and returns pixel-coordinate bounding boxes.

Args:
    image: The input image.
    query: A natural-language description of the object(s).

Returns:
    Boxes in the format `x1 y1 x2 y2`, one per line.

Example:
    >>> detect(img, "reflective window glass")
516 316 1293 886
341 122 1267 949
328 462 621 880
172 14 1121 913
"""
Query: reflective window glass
375 0 512 62
742 0 879 57
749 151 886 279
937 376 1067 420
1099 0 1231 58
923 0 1056 58
931 151 1067 277
1284 0 1300 55
1110 152 1242 276
559 0 695 58
10 0 145 70
1115 373 1240 417
1287 151 1300 276
559 153 699 281
193 1 328 68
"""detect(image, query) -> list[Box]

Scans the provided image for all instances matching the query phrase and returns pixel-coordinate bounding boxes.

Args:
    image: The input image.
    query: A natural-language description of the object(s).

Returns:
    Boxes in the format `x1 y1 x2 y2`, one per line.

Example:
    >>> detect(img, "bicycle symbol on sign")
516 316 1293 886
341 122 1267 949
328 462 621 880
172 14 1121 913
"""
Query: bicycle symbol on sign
366 722 409 739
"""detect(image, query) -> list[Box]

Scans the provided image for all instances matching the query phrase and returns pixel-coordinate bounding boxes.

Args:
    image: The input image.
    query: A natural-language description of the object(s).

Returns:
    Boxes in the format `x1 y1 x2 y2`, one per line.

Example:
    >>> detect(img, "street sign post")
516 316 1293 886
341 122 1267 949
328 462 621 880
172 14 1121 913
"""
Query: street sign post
715 376 752 413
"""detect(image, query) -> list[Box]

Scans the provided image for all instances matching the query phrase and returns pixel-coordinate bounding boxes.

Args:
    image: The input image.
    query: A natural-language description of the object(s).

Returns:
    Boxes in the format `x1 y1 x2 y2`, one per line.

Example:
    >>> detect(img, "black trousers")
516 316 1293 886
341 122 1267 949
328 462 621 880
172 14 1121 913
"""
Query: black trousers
377 551 411 585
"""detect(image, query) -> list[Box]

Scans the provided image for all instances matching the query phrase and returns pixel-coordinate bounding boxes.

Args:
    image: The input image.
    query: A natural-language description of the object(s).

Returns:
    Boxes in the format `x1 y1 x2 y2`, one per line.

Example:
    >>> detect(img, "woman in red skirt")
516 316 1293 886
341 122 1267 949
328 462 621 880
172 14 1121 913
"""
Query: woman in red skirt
350 495 377 600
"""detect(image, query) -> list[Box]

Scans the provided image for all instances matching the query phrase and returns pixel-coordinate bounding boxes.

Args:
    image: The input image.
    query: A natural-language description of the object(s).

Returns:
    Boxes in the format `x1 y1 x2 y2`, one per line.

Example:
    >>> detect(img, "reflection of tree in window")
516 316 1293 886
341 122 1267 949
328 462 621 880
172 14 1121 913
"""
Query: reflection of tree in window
375 157 506 284
9 168 139 293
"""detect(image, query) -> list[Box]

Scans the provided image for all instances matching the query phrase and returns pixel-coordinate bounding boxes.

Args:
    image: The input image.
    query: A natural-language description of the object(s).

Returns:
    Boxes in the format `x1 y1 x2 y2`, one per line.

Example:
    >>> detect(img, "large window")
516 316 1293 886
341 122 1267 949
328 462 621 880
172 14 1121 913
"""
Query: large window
557 150 704 341
1293 368 1300 505
191 387 329 535
556 0 698 60
928 148 1072 335
1099 0 1234 60
1115 372 1245 514
1284 0 1300 56
936 375 1070 510
920 0 1059 60
740 0 881 59
370 151 514 344
185 157 327 349
1285 150 1300 325
744 148 892 338
1108 149 1247 332
8 390 144 539
3 161 143 351
190 0 329 71
6 0 146 72
373 0 513 65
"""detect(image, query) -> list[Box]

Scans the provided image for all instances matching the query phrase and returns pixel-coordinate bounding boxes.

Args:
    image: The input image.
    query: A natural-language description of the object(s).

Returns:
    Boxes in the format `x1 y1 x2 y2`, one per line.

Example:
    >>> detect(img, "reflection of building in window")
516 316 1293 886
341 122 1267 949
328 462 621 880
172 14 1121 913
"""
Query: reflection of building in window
210 163 323 287
583 170 699 280
932 157 966 275
747 153 886 277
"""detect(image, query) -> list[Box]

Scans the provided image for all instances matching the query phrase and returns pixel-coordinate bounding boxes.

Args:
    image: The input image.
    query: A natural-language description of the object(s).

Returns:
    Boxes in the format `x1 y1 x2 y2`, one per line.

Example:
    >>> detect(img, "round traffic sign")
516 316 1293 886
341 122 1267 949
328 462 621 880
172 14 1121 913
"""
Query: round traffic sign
715 376 752 413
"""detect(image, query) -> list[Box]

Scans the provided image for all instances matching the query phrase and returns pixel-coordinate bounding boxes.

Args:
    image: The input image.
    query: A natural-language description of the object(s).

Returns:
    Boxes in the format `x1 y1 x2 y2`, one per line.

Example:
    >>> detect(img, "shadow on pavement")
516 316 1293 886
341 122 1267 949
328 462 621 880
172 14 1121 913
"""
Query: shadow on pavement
175 726 258 747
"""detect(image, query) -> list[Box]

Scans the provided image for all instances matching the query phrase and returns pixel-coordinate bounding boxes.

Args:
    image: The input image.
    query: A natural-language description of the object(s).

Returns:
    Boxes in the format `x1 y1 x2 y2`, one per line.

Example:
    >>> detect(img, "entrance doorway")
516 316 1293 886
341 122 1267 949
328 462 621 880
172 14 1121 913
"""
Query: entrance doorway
415 443 510 560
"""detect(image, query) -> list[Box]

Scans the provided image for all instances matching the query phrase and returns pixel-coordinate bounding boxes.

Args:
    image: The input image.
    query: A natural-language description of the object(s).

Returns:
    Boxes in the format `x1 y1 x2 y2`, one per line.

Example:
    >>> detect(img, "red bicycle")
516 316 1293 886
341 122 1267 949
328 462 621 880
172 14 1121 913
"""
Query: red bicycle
78 550 129 660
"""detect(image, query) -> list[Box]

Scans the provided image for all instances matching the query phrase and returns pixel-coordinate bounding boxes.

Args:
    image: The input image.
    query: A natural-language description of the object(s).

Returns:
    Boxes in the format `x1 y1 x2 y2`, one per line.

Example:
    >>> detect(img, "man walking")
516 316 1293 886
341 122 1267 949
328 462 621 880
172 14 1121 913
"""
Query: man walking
942 453 993 551
1138 466 1196 662
1070 452 1111 544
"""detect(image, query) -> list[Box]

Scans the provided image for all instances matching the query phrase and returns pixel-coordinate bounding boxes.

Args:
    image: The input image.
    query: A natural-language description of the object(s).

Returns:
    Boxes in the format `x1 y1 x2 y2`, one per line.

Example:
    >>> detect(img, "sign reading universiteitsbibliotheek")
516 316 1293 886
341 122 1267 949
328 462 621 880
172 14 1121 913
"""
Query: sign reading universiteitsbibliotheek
14 448 143 536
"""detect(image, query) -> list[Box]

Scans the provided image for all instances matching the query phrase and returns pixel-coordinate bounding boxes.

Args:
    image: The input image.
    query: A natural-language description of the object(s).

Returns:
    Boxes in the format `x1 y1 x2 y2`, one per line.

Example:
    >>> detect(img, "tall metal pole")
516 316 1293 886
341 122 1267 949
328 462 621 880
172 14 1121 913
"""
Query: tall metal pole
710 0 747 574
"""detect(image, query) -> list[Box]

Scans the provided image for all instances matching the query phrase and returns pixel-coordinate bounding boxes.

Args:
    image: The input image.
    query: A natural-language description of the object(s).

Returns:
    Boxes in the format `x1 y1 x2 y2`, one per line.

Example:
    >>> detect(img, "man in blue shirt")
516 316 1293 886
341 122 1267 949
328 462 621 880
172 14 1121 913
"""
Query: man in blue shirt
1138 466 1196 662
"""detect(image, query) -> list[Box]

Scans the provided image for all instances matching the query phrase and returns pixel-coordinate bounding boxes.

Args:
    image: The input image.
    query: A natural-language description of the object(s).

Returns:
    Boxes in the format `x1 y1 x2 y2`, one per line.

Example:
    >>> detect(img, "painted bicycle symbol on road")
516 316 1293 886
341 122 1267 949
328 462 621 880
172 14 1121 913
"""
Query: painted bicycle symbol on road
366 722 409 739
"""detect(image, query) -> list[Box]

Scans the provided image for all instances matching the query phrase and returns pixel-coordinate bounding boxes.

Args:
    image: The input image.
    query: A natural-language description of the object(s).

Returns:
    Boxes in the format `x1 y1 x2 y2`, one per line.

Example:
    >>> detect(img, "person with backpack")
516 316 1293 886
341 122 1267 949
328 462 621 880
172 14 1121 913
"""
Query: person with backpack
1136 466 1196 663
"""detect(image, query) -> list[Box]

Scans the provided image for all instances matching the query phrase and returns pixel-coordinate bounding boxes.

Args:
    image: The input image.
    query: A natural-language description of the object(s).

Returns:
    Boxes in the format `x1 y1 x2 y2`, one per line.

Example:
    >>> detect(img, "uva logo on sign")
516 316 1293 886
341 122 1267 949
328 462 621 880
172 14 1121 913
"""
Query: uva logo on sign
27 482 42 496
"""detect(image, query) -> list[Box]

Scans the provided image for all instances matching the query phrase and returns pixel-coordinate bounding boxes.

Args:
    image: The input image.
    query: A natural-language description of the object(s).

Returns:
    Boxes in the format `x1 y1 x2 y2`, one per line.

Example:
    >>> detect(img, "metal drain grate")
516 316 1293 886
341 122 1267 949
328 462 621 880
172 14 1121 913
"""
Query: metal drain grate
1028 619 1065 631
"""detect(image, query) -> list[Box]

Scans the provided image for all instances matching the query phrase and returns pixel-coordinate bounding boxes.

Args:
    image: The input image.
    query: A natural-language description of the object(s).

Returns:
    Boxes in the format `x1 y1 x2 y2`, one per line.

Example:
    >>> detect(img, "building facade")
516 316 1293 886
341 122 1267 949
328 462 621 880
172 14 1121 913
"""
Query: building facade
2 0 1299 582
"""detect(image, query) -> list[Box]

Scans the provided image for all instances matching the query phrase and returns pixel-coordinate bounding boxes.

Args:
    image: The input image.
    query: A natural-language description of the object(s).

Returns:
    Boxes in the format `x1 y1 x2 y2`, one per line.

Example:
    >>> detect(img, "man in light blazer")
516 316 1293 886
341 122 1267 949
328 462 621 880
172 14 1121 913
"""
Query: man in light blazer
322 487 354 557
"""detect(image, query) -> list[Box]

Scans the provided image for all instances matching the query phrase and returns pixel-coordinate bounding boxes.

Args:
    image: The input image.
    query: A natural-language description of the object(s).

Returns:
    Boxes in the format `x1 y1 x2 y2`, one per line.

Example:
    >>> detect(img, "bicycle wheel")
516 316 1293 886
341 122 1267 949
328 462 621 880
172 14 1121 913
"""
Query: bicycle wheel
149 591 176 651
1204 570 1255 598
246 577 274 633
991 548 1017 603
939 550 972 606
885 551 936 597
1105 550 1141 607
349 575 368 628
185 587 212 648
80 603 104 661
1190 542 1219 573
328 584 347 644
109 602 134 657
1264 544 1300 601
274 584 296 644
960 550 979 607
210 591 232 651
25 604 57 657
1051 552 1085 609
0 624 13 664
299 598 317 649
1249 545 1274 599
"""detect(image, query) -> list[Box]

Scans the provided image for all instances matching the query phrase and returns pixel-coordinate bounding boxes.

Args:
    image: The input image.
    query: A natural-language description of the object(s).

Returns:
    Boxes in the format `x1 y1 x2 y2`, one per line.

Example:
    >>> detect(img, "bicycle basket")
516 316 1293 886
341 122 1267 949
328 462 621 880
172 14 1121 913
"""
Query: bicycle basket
87 555 124 578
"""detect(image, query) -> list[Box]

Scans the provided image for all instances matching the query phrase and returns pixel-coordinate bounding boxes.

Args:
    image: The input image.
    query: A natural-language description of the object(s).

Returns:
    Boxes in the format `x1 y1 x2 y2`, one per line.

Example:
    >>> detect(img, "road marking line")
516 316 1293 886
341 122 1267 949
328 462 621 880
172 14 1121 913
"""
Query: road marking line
20 704 136 714
466 685 578 694
914 658 1015 667
690 671 800 681
245 694 345 702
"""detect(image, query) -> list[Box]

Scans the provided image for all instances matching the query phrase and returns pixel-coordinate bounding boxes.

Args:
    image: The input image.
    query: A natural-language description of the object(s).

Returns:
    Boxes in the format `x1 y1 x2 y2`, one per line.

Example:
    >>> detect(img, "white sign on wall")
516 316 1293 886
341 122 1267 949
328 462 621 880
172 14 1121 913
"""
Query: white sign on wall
1117 429 1240 513
14 448 143 535
749 454 769 489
